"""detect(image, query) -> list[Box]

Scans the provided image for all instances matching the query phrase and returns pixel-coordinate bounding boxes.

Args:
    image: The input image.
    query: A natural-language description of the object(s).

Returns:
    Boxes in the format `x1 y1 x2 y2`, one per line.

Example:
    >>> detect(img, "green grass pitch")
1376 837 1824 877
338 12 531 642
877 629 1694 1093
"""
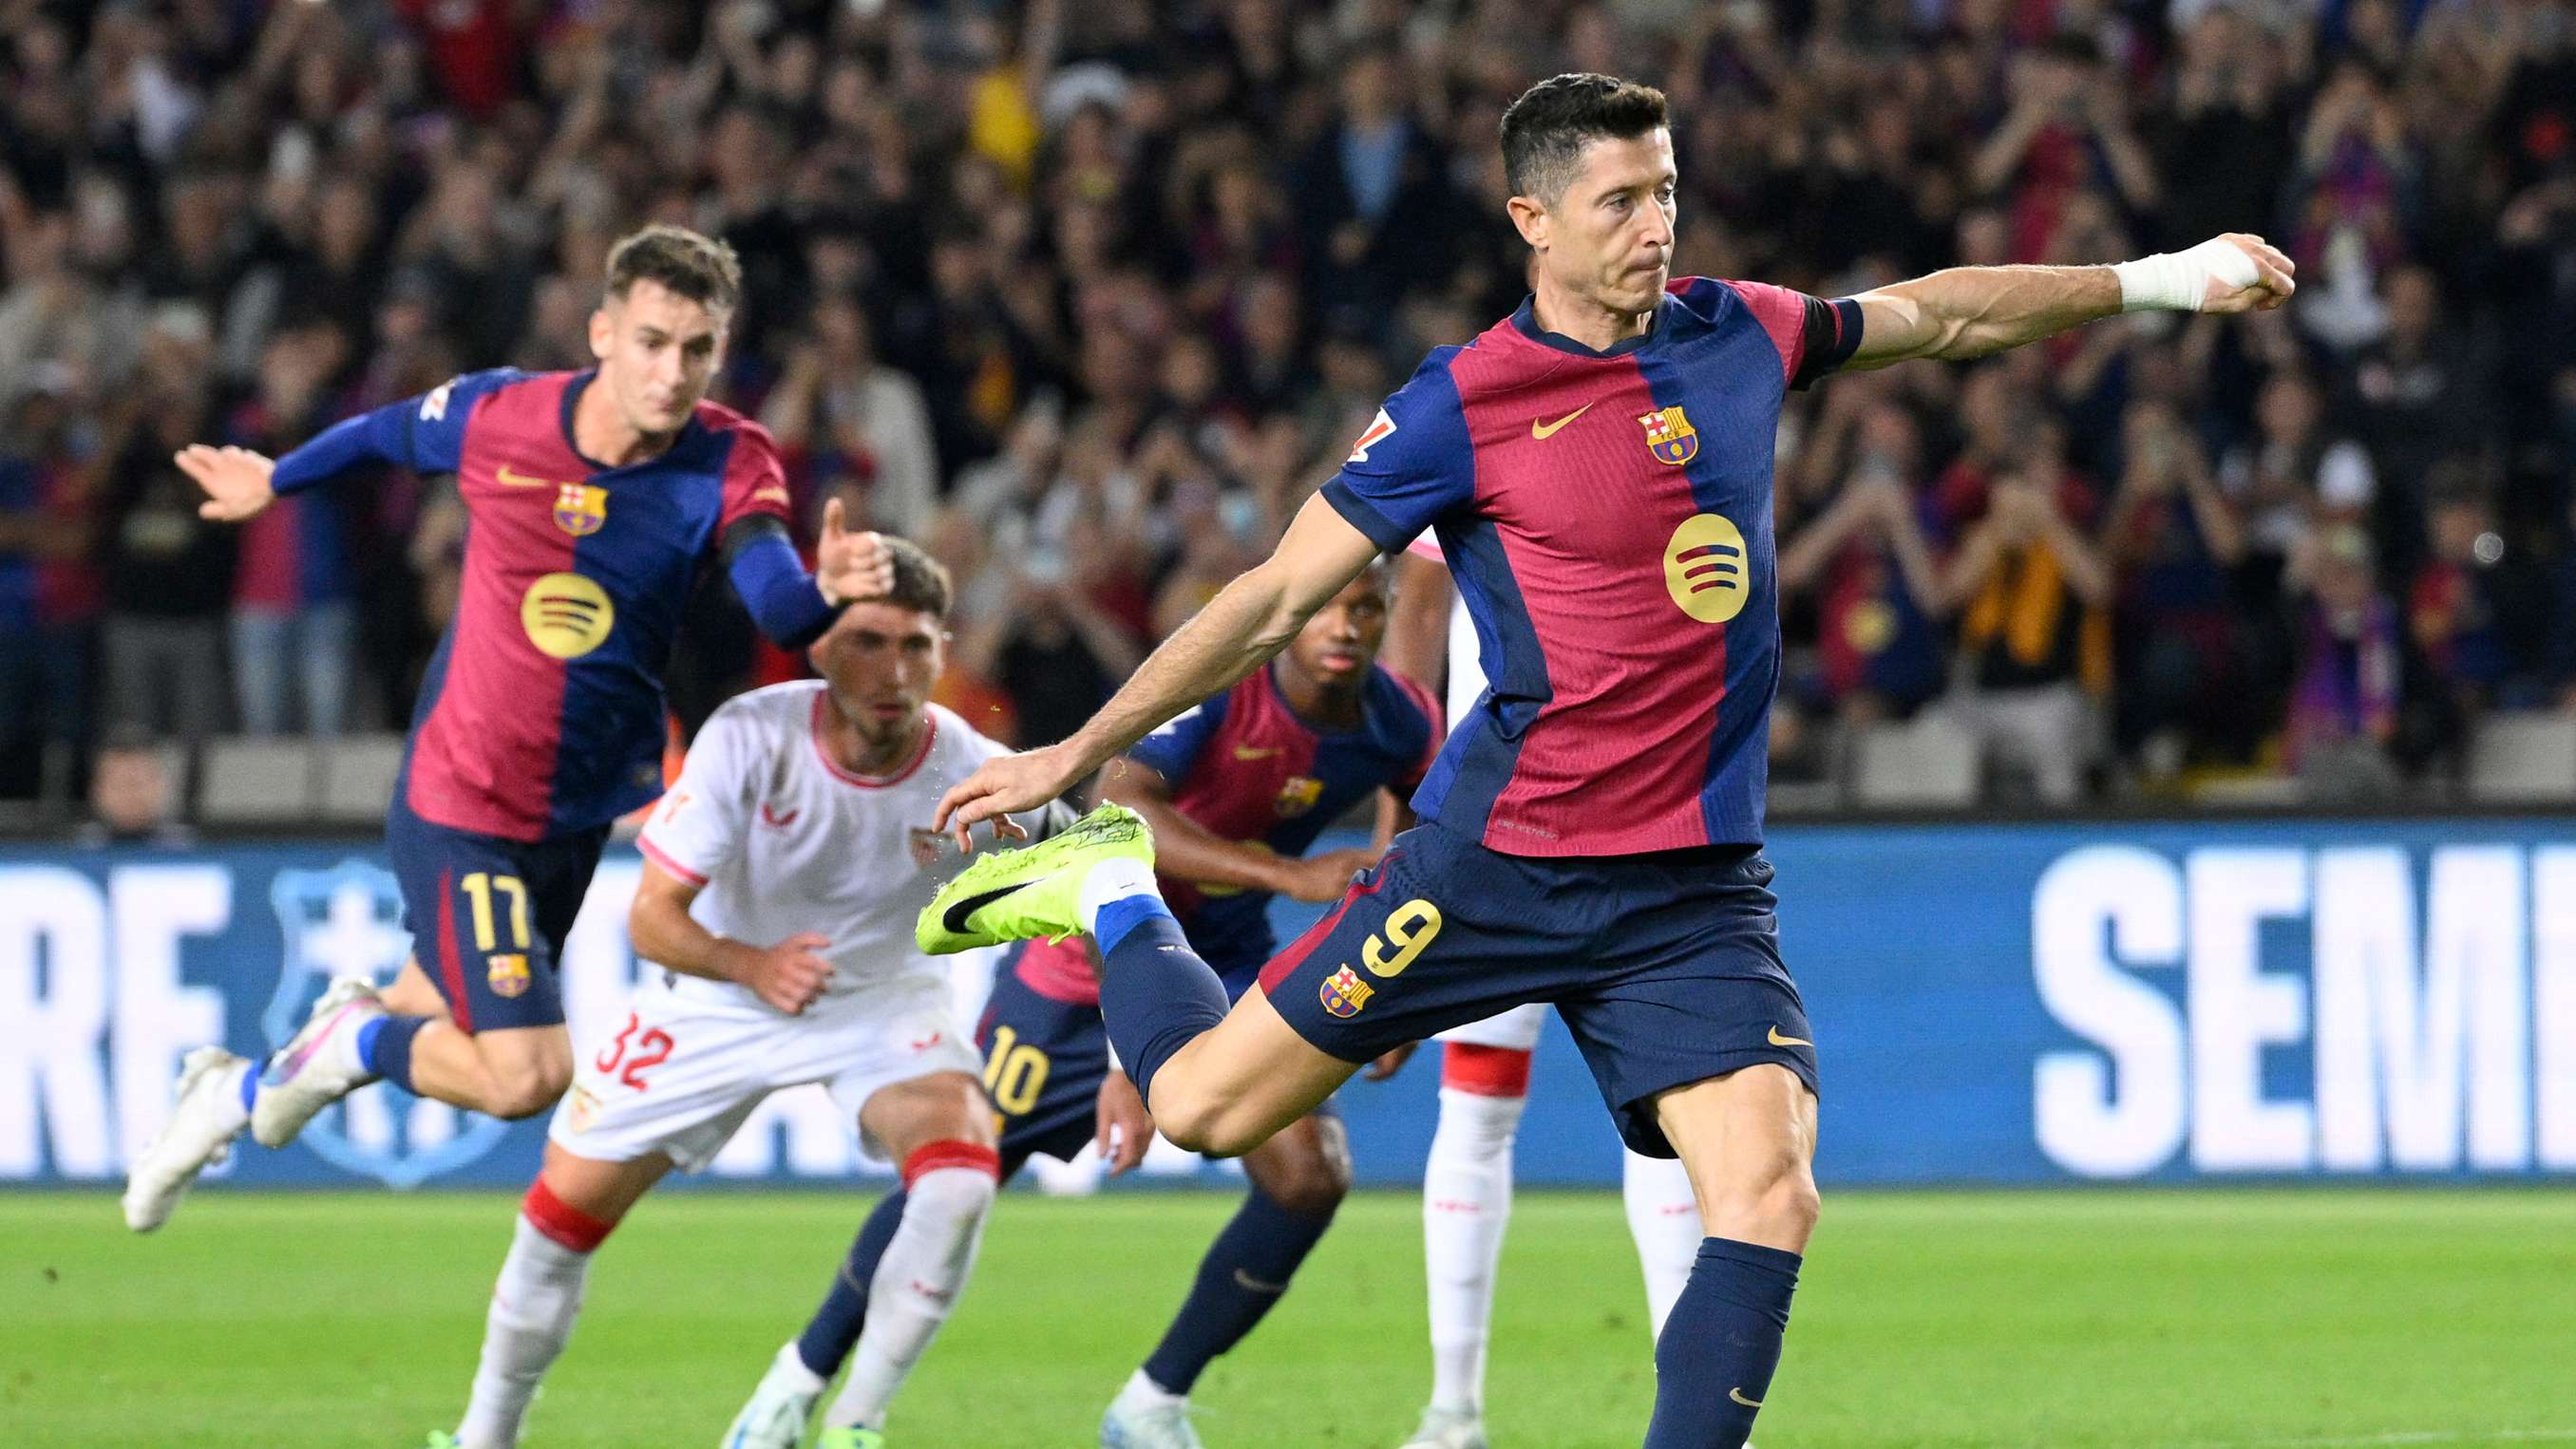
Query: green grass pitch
6 1187 2572 1447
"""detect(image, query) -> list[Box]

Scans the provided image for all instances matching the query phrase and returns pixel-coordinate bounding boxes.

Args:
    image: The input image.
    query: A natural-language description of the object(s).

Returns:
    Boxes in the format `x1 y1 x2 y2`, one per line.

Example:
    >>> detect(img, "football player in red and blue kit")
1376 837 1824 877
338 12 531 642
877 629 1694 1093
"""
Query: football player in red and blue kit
925 74 2294 1447
123 225 893 1233
764 563 1438 1449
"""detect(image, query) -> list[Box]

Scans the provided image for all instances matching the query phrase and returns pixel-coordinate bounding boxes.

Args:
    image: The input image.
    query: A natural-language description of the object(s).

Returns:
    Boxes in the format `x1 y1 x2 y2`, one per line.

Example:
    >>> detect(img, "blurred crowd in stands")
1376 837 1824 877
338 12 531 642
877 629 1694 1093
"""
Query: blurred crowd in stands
6 0 2576 828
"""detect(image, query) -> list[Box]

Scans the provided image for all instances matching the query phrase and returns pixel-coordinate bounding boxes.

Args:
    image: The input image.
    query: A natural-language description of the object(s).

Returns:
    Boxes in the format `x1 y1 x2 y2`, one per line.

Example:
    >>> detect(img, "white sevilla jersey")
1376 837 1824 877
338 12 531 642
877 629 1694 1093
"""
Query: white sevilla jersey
637 684 1055 1006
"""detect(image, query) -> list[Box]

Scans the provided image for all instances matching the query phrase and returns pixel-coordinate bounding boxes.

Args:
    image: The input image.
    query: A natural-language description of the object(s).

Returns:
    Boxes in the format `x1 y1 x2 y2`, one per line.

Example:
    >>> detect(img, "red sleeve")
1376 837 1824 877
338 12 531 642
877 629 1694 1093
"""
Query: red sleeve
1715 279 1864 390
715 416 795 533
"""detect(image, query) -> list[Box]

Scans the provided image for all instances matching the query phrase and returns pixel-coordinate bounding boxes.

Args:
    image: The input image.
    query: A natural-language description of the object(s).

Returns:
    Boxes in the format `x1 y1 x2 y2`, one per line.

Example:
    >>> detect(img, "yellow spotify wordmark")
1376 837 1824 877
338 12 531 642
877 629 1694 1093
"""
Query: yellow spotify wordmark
521 573 615 658
1662 514 1750 624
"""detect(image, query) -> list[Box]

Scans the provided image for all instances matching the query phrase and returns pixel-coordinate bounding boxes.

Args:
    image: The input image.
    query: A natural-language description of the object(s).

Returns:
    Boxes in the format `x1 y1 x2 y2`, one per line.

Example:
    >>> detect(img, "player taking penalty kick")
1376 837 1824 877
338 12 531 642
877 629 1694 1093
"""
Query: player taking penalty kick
123 225 892 1233
919 73 2292 1449
430 540 1062 1449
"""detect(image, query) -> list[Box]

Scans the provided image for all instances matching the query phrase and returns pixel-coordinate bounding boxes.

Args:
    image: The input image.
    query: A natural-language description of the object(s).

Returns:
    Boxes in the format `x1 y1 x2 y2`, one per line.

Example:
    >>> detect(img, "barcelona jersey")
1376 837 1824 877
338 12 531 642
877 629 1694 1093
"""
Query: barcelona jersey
1321 278 1863 856
1013 663 1440 1000
331 368 792 840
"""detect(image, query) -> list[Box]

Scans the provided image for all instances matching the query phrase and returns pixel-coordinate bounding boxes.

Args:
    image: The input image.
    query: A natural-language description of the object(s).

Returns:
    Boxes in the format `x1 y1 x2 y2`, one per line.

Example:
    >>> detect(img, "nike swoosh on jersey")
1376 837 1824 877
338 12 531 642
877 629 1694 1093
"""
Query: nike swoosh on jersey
1768 1026 1812 1048
495 464 566 489
1531 404 1594 440
940 878 1037 936
1233 745 1279 761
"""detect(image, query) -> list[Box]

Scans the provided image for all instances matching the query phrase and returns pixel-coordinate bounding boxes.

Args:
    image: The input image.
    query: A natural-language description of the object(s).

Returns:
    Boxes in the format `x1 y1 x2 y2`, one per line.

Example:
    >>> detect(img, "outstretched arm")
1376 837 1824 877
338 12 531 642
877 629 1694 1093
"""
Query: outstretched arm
1846 235 2293 369
179 369 521 522
935 493 1383 846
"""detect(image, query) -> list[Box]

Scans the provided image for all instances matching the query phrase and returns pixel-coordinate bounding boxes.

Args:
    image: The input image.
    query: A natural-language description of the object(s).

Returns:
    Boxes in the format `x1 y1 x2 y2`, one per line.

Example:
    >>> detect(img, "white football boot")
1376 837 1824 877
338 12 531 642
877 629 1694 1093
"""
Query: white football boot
250 975 386 1148
720 1343 824 1449
1100 1370 1203 1449
1397 1406 1487 1449
122 1046 252 1232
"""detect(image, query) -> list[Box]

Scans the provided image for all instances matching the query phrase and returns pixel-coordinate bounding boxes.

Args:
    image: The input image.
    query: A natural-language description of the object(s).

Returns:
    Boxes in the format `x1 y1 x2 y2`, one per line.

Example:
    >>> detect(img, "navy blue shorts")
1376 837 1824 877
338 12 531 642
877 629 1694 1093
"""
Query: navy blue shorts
384 792 609 1034
1257 818 1817 1157
978 945 1333 1168
975 953 1111 1168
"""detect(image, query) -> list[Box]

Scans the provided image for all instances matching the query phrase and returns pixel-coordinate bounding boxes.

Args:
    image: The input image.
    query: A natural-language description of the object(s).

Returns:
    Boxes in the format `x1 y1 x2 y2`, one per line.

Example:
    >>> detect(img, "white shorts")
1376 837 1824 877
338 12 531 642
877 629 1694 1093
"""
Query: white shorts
1434 1001 1548 1052
548 977 982 1172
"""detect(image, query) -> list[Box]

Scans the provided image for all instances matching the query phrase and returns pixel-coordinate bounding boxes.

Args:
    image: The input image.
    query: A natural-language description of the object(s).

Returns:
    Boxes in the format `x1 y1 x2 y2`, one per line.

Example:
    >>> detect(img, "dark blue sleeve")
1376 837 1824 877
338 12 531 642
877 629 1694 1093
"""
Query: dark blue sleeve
271 368 521 493
722 518 840 649
1318 348 1475 552
1126 687 1235 784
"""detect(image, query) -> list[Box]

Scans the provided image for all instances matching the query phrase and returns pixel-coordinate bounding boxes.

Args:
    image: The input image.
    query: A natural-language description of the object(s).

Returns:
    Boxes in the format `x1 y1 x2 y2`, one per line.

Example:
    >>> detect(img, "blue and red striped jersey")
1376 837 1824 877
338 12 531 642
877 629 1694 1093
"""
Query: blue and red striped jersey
1321 277 1863 856
1127 662 1441 963
289 367 794 840
1013 662 1440 1004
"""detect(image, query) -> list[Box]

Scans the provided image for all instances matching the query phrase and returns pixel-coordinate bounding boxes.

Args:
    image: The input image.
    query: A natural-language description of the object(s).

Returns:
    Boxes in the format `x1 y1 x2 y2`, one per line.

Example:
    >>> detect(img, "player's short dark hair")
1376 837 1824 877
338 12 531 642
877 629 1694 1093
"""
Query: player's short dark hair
878 535 954 621
604 224 743 314
1501 73 1671 205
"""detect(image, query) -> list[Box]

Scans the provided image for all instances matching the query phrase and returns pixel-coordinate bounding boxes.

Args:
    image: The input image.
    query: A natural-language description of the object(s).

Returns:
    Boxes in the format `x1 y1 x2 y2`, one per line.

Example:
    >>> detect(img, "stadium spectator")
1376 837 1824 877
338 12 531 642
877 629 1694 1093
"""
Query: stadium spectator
2285 525 2409 800
763 293 942 539
226 320 360 737
72 725 193 850
0 370 100 803
2102 398 2251 779
1935 449 2114 805
94 308 234 748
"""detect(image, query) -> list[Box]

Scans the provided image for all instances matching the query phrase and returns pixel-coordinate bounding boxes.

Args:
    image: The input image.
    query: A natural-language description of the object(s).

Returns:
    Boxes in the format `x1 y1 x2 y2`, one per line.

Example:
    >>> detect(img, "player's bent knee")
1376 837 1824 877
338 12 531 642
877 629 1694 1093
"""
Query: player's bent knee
1708 1159 1820 1243
1262 1160 1348 1218
1152 1095 1259 1158
484 1057 573 1120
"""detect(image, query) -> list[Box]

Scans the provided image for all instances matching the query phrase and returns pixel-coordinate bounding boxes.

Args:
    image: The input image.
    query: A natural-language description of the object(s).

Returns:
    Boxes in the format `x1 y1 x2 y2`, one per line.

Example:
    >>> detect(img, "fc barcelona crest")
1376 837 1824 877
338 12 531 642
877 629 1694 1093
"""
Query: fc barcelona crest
554 482 608 536
1274 776 1324 819
1319 965 1375 1019
487 952 531 998
1638 405 1699 466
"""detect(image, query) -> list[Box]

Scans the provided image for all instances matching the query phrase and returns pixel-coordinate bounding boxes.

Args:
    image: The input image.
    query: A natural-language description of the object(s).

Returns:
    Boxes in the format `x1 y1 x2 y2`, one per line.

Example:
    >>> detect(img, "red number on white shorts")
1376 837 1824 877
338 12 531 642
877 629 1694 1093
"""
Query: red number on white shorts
618 1028 675 1091
595 1012 639 1073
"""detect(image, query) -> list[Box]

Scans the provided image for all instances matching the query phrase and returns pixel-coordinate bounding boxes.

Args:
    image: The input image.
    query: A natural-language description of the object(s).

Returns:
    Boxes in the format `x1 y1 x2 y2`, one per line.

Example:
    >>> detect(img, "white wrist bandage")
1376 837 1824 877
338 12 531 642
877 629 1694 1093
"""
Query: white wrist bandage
2110 238 2261 313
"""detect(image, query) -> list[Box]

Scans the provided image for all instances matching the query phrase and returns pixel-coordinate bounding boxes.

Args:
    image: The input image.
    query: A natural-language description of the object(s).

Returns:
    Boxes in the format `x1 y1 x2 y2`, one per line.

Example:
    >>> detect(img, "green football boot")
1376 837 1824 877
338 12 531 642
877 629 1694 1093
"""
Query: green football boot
915 803 1156 954
813 1428 887 1448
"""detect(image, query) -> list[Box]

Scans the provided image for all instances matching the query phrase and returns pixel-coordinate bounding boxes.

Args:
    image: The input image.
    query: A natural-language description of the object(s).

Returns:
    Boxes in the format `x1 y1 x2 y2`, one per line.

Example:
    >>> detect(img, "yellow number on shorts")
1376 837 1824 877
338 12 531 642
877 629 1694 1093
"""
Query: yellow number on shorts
460 873 532 953
982 1026 1051 1118
1361 898 1444 979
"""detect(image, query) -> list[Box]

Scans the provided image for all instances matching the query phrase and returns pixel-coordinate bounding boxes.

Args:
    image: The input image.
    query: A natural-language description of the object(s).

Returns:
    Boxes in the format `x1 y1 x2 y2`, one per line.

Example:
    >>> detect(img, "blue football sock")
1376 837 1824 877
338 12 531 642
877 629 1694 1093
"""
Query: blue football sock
793 1188 910 1379
237 1061 259 1112
1092 898 1227 1107
364 1015 429 1094
1139 1187 1336 1395
1643 1236 1802 1449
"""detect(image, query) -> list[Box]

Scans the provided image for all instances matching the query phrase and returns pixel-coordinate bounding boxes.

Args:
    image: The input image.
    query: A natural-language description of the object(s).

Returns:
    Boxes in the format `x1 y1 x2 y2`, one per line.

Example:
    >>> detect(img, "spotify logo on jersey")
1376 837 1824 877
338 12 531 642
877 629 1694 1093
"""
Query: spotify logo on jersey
521 572 616 658
1662 513 1749 624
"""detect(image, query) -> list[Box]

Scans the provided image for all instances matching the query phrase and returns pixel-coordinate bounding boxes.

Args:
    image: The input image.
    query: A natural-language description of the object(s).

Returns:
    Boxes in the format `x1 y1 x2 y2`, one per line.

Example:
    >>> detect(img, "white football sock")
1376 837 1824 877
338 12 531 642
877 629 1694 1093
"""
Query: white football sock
1077 856 1160 937
824 1162 998 1429
456 1214 592 1448
1621 1149 1702 1338
1422 1085 1526 1416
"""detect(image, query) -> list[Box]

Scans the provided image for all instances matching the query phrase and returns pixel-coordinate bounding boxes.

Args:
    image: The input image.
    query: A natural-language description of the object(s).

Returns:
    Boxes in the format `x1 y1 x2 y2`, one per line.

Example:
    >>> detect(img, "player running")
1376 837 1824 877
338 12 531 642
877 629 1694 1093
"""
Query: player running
918 73 2292 1448
123 224 891 1233
1381 536 1699 1449
427 540 1058 1449
729 562 1439 1449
